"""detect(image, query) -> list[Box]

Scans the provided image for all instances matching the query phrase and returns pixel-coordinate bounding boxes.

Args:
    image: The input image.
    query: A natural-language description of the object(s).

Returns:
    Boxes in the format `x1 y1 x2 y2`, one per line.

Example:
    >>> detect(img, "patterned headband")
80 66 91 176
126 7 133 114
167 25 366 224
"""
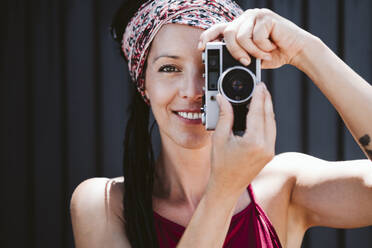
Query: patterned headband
122 0 244 104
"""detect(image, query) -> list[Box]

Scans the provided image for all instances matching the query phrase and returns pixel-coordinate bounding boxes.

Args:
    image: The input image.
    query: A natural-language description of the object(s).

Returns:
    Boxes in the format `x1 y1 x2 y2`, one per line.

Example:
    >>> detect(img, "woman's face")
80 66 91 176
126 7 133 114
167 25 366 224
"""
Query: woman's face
145 24 212 149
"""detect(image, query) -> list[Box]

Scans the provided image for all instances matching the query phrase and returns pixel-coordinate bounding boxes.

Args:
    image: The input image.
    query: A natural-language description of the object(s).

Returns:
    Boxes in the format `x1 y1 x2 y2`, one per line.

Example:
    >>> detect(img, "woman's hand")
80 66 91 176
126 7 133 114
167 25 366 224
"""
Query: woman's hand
178 84 276 247
207 82 276 196
198 8 314 69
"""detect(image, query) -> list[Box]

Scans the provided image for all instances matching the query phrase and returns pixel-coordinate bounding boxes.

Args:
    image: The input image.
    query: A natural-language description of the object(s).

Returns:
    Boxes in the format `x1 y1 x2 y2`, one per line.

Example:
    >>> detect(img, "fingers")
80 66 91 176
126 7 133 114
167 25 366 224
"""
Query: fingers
235 16 272 62
211 38 223 43
214 94 234 142
252 16 277 52
260 49 281 69
244 83 265 139
244 82 276 156
214 82 276 155
224 21 252 66
198 23 228 50
199 10 280 66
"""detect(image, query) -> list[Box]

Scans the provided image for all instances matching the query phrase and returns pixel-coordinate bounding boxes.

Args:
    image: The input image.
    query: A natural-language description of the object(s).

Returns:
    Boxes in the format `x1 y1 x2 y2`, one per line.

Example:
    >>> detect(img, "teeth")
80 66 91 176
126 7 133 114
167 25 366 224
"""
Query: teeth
177 112 202 120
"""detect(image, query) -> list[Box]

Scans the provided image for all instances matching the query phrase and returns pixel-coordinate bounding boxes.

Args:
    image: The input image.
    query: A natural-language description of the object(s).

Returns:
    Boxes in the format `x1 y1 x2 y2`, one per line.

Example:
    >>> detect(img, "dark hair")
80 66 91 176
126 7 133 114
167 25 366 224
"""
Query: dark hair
111 1 160 247
111 0 148 61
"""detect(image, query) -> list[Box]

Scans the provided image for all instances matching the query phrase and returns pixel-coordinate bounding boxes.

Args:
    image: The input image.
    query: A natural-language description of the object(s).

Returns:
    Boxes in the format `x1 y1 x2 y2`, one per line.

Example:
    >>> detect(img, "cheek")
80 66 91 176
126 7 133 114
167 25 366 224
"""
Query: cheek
148 83 176 126
146 78 178 107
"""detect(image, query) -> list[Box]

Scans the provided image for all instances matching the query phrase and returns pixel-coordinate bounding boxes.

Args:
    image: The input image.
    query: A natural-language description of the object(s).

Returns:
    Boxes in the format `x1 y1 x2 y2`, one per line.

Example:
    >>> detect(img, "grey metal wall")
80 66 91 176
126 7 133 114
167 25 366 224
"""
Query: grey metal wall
1 0 371 247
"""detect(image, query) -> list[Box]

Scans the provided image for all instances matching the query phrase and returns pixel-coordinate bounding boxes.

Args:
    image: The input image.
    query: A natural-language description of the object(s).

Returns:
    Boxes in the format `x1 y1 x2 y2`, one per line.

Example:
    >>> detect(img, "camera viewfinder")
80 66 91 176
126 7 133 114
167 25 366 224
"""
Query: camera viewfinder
208 49 220 90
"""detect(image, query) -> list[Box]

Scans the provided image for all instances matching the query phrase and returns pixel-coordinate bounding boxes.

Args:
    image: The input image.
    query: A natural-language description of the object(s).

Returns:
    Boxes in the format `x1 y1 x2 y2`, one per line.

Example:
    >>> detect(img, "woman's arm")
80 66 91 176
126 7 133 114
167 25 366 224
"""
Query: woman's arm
275 152 372 228
177 183 243 247
178 82 276 247
199 9 372 161
197 6 372 234
294 37 372 160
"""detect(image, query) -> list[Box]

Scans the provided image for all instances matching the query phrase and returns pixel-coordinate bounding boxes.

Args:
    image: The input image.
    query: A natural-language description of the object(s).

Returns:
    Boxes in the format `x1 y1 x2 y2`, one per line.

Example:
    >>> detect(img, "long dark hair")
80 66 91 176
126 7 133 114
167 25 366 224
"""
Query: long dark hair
111 1 160 247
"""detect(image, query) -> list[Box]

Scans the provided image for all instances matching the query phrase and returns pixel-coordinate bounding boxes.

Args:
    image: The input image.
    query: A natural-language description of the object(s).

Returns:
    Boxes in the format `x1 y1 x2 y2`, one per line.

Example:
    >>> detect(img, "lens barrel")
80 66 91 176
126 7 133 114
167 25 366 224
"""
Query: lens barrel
218 66 256 104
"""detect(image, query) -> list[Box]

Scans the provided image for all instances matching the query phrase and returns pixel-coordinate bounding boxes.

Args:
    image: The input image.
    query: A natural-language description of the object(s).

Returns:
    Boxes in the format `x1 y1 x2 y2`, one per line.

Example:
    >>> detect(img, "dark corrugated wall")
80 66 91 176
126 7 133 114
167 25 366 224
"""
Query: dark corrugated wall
1 0 371 247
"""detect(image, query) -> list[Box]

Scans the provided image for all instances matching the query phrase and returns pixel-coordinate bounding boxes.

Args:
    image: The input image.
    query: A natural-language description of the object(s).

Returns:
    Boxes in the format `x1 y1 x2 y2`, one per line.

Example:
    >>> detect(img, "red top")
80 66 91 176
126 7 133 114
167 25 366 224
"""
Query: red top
153 184 282 248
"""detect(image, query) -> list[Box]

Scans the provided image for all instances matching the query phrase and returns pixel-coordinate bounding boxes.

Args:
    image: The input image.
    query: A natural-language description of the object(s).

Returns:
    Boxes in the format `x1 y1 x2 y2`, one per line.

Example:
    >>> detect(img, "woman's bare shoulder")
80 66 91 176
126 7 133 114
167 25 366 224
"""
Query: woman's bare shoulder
260 152 315 176
70 177 124 219
70 177 130 248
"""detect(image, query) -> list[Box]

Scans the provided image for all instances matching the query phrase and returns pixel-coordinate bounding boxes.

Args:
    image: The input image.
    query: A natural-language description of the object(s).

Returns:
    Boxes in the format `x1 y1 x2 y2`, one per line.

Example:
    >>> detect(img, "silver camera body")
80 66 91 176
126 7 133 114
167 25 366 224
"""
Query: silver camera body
201 42 261 135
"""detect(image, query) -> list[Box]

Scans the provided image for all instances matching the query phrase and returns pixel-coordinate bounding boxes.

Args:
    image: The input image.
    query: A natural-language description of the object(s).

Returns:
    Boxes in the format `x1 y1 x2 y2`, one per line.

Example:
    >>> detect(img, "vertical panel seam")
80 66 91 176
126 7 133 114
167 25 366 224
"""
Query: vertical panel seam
94 0 103 177
336 0 346 247
301 0 310 246
59 0 70 247
25 0 36 247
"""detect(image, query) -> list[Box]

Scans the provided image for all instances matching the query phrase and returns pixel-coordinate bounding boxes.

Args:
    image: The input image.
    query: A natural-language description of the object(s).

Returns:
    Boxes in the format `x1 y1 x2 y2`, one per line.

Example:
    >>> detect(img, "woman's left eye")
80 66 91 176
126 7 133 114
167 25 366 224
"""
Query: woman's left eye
159 65 181 73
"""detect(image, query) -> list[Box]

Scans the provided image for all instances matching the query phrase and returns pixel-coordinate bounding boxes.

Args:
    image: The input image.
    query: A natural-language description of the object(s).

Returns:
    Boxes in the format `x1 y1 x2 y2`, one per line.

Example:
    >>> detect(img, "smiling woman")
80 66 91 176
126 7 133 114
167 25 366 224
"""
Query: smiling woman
69 0 372 248
145 24 209 148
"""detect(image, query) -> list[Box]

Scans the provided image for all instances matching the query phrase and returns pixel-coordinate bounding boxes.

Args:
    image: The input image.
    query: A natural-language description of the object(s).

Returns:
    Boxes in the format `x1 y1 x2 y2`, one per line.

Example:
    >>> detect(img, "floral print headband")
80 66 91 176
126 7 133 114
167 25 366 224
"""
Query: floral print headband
122 0 244 104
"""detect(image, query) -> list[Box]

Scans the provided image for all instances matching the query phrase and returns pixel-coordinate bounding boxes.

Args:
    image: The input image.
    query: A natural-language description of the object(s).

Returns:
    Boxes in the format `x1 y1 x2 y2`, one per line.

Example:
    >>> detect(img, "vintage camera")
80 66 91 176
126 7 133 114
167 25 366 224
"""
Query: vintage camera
201 42 261 136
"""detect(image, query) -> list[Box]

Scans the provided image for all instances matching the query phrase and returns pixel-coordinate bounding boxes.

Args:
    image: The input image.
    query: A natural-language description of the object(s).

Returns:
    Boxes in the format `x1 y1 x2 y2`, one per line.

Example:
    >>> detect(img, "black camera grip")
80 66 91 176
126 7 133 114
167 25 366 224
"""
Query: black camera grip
232 104 249 136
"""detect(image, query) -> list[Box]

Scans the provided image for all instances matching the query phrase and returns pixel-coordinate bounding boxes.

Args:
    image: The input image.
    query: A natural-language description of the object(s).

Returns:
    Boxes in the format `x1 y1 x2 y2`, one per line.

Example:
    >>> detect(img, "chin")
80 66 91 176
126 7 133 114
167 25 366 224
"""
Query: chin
164 127 212 149
179 137 210 149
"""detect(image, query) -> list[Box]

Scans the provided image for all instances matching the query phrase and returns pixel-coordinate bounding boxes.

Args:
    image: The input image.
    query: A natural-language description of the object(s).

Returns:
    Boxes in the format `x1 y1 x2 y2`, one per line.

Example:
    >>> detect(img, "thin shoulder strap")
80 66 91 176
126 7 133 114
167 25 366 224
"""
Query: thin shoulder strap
247 184 257 205
104 179 114 220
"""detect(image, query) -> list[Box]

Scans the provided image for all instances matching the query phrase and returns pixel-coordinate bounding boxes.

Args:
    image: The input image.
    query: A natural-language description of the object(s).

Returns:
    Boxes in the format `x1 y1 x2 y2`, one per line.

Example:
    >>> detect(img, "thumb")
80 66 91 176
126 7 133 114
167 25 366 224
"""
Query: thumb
214 94 234 140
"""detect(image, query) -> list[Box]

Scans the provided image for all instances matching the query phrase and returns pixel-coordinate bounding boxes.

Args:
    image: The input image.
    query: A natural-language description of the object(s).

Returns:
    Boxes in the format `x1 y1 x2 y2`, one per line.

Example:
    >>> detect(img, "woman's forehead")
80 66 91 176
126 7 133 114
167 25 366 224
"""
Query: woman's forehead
150 24 204 56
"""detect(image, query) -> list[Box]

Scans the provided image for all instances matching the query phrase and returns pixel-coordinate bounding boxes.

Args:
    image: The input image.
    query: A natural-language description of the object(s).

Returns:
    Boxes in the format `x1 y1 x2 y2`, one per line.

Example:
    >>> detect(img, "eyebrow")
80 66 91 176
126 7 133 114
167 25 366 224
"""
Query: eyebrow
153 54 181 63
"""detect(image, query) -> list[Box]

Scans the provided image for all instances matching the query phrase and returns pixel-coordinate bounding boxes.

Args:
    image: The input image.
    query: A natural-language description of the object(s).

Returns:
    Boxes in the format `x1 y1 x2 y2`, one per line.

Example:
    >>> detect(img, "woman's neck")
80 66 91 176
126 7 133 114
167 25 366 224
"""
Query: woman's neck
153 135 212 211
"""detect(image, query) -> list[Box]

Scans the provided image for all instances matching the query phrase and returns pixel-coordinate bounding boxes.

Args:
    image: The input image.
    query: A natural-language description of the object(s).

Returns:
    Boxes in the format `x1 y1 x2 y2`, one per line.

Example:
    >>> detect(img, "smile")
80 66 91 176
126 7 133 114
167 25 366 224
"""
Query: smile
176 112 203 120
172 109 203 125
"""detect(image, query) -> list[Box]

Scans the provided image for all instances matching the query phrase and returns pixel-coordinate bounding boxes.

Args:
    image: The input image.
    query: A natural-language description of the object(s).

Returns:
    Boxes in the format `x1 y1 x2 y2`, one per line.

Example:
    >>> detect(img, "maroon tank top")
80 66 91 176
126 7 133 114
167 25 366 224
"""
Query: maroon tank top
153 184 282 248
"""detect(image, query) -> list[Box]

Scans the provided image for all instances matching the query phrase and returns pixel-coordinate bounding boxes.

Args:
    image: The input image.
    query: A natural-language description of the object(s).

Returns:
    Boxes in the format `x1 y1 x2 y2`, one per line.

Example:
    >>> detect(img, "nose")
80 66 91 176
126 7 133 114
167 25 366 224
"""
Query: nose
179 69 204 101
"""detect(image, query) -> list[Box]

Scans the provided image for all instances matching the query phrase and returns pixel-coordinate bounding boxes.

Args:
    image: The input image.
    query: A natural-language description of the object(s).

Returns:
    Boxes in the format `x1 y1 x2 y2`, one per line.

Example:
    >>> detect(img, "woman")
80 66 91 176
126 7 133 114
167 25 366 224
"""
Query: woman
70 0 372 247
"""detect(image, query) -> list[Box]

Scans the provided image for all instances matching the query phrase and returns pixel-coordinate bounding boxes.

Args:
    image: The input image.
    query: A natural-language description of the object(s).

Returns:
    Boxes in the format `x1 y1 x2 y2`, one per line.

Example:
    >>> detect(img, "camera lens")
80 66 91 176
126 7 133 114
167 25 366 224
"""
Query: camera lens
219 67 255 104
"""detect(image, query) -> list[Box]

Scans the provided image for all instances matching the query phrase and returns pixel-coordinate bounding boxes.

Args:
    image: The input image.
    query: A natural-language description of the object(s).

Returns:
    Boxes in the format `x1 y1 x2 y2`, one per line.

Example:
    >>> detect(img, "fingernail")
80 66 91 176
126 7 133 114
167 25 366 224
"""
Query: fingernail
240 58 250 66
216 94 221 104
198 41 203 50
